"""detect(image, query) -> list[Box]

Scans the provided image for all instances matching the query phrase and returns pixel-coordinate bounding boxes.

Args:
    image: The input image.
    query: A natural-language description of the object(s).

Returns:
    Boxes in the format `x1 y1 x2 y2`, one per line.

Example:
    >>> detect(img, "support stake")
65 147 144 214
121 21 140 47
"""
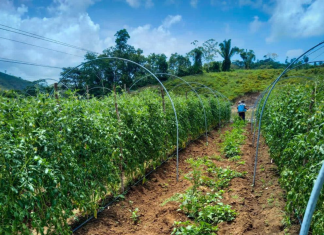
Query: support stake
114 85 124 192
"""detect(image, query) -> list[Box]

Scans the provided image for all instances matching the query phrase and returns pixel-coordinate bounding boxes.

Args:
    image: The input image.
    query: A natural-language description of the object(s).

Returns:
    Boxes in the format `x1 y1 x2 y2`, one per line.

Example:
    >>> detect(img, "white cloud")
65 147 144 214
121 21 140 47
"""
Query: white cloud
286 49 304 59
0 1 110 81
249 16 265 33
190 0 198 8
162 15 182 28
128 15 191 57
267 0 324 42
0 3 188 81
126 0 140 8
125 0 154 8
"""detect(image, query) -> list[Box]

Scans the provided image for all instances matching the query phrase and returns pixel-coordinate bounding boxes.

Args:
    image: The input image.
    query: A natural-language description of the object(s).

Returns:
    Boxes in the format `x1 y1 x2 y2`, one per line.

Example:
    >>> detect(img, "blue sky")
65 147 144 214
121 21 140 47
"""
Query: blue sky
0 0 324 80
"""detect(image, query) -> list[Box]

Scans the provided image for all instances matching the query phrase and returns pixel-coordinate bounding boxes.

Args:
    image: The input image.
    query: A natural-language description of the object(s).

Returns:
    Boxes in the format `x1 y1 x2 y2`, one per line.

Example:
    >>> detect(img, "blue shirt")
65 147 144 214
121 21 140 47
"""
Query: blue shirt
238 104 246 112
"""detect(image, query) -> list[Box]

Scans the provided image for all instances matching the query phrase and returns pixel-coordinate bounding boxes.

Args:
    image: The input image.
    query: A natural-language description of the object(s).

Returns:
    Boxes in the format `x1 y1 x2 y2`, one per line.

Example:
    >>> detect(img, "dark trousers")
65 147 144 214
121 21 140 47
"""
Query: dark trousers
238 112 245 121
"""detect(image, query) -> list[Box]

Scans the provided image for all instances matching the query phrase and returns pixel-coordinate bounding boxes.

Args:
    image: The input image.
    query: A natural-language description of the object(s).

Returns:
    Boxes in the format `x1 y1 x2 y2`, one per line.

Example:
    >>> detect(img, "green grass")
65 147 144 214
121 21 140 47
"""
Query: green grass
164 67 324 100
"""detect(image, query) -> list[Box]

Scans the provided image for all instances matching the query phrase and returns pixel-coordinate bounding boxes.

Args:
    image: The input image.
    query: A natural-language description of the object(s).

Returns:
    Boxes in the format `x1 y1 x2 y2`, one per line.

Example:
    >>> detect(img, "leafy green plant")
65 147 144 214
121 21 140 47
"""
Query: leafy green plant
197 203 237 224
260 79 324 233
172 221 218 235
129 208 140 224
0 89 231 234
220 119 246 158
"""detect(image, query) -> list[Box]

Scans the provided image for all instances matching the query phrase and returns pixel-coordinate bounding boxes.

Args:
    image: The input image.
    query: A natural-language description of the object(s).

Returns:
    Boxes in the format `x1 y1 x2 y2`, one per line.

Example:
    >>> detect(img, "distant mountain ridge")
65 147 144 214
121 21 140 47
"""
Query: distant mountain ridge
0 72 31 90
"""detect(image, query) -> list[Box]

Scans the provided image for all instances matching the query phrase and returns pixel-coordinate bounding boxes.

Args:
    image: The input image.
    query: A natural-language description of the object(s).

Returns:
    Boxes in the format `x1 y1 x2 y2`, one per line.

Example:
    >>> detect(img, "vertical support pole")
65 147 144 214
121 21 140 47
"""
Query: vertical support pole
185 91 188 99
124 84 126 92
161 87 165 113
114 85 124 192
127 88 130 94
86 85 89 100
54 83 58 101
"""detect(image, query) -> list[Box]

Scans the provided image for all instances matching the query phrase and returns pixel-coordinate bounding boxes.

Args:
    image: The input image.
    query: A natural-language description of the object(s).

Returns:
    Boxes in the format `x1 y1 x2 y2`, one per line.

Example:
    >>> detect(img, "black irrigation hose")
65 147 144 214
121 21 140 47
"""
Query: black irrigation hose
294 208 302 225
71 126 221 233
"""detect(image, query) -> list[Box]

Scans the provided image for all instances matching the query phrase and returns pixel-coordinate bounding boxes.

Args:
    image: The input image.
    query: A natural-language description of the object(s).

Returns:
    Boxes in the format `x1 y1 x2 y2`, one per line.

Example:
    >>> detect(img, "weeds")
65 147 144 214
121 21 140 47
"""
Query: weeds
220 118 246 158
129 208 140 224
166 156 243 233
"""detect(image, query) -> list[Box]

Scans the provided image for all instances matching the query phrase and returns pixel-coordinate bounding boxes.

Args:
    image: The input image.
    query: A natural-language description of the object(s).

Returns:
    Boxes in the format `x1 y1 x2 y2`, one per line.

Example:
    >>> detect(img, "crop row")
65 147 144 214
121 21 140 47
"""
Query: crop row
0 89 230 234
260 81 324 233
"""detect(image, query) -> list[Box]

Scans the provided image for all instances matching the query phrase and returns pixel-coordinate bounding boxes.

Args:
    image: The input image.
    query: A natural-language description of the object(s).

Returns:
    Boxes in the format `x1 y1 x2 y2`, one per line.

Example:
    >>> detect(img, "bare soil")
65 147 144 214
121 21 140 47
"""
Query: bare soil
74 124 299 235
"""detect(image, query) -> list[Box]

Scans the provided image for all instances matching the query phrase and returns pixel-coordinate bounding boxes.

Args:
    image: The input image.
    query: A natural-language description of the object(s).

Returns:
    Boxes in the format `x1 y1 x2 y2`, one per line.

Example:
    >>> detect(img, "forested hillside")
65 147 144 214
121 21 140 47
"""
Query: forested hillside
0 72 30 90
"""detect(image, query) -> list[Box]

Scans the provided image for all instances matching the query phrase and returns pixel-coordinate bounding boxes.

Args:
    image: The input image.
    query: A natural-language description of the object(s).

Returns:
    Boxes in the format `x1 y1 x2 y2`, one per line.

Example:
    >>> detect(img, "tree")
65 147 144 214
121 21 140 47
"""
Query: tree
146 53 168 80
60 29 146 95
303 56 309 63
202 39 218 72
114 29 130 52
168 53 191 76
264 53 278 61
239 49 256 69
203 61 221 72
218 39 239 71
188 47 203 74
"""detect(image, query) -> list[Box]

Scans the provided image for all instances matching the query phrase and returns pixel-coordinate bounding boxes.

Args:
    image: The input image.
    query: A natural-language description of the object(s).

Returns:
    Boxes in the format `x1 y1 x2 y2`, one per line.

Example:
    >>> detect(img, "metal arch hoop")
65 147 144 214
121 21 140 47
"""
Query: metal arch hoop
24 78 71 97
82 86 113 97
288 60 324 71
170 81 227 127
251 75 316 146
169 81 230 102
56 57 180 181
129 74 155 91
155 73 209 143
172 81 232 123
249 41 324 235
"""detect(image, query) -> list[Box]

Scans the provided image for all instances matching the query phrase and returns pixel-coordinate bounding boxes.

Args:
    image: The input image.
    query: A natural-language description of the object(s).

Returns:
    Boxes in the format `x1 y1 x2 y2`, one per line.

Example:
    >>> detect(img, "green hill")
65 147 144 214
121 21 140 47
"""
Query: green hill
164 68 324 100
0 72 31 90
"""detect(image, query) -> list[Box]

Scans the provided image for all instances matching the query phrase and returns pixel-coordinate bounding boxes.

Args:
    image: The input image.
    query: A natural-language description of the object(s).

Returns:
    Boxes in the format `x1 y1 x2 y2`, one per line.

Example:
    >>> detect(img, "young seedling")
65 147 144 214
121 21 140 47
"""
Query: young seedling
129 208 140 224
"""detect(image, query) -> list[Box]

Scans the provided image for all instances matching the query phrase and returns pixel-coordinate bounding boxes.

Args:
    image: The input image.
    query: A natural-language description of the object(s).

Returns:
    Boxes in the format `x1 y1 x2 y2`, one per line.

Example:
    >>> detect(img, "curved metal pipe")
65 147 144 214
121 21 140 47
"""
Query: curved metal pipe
251 75 316 146
170 81 226 127
56 57 180 182
253 41 324 190
155 73 209 143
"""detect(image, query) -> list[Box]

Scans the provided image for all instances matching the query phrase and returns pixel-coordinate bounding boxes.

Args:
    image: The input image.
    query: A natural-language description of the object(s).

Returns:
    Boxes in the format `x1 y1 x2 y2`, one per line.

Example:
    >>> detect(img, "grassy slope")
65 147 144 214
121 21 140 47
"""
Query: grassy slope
0 72 31 90
164 67 324 100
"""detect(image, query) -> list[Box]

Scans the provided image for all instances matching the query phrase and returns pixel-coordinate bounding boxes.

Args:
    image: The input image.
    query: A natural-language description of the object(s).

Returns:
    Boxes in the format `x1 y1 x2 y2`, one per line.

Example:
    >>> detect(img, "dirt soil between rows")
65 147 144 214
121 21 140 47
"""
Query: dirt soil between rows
74 124 299 235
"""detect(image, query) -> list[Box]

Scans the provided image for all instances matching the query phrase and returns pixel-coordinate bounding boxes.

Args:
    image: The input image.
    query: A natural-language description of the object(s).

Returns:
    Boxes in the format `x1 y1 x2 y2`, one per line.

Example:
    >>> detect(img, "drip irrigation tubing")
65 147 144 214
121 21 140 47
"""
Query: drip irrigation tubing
294 208 302 225
55 57 180 182
71 129 214 233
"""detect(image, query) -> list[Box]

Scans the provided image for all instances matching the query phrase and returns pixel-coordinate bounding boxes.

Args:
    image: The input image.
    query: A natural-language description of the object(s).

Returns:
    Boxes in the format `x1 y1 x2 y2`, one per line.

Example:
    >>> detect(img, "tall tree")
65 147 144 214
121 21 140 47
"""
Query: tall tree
202 39 218 72
114 29 130 52
218 39 239 71
188 40 204 74
61 29 146 95
239 49 256 69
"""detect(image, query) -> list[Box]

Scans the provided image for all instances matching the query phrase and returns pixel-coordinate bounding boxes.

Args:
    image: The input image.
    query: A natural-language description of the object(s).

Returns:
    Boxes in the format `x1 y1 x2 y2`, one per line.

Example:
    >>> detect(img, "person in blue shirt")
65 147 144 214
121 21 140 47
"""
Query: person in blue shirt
237 100 248 121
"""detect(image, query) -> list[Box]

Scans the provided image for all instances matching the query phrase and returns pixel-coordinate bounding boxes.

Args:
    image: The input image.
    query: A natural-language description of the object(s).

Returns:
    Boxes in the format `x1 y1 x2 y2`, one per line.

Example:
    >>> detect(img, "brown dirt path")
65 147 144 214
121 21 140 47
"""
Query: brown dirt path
74 125 299 235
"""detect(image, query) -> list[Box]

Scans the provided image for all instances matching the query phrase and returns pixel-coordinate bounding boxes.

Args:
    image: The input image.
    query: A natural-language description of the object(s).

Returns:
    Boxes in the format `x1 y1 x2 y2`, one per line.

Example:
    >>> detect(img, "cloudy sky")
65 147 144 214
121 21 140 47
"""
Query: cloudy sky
0 0 324 81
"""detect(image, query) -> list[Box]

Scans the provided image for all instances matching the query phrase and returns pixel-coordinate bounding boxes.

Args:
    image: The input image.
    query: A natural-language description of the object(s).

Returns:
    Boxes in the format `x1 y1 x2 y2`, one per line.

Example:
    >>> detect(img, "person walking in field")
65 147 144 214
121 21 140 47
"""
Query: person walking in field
237 100 248 121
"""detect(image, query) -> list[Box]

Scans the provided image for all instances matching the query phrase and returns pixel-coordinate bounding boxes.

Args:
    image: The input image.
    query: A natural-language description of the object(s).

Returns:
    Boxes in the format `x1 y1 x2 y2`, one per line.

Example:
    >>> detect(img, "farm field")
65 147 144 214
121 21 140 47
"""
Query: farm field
74 121 299 235
1 1 324 234
0 89 231 234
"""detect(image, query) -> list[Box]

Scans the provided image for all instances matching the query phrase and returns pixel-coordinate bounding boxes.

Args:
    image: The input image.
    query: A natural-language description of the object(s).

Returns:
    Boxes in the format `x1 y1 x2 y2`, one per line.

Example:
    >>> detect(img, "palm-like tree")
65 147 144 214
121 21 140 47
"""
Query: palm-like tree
240 49 256 69
218 39 240 71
